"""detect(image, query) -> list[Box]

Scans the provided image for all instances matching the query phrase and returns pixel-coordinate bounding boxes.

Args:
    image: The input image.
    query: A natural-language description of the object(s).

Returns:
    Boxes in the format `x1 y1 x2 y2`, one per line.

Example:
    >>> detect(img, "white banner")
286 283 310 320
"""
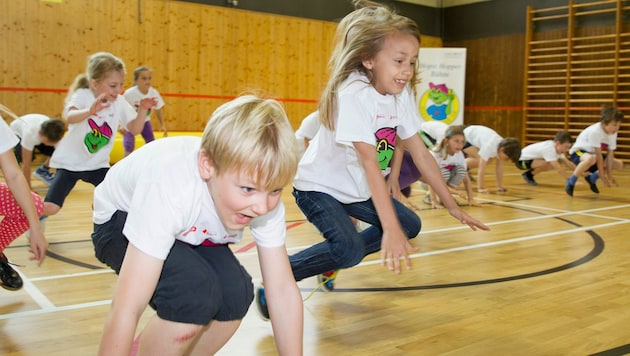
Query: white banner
416 48 467 125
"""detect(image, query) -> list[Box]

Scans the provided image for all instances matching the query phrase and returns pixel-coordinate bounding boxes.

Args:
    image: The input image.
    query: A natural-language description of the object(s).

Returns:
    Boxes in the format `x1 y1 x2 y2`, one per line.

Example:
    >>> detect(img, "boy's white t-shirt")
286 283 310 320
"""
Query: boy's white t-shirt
463 125 503 161
93 136 287 260
0 117 19 155
123 86 165 122
293 71 420 203
569 122 617 154
52 88 137 171
9 114 49 150
520 140 563 162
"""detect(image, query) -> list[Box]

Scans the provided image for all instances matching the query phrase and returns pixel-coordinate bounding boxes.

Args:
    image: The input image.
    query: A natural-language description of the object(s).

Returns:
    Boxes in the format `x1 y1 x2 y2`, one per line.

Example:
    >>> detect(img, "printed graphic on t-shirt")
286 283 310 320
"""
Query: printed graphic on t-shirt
84 118 113 153
133 102 151 116
375 126 397 171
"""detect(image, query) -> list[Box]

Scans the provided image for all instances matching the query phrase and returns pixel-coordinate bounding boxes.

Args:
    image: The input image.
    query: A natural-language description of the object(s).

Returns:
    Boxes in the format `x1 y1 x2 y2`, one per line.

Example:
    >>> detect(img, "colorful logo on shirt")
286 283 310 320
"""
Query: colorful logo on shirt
84 118 113 153
134 103 151 116
418 82 460 124
375 127 397 170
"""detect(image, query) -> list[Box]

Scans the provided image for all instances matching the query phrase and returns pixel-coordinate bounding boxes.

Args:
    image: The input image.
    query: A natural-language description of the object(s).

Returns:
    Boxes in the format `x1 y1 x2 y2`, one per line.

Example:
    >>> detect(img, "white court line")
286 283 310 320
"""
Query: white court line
4 202 628 319
358 219 629 267
0 299 111 320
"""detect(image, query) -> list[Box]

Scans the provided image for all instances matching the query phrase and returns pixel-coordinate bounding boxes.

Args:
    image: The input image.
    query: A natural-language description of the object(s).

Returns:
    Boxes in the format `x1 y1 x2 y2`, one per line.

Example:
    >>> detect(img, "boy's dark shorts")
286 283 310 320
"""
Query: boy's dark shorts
92 210 254 325
570 150 599 173
515 160 533 170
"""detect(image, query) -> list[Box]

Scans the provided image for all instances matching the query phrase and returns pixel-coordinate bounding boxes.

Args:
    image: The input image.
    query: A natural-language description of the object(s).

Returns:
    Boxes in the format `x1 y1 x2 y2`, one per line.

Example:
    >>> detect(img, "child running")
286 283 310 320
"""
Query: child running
91 95 302 355
122 65 167 157
256 0 489 320
0 106 47 291
40 52 155 223
565 105 624 196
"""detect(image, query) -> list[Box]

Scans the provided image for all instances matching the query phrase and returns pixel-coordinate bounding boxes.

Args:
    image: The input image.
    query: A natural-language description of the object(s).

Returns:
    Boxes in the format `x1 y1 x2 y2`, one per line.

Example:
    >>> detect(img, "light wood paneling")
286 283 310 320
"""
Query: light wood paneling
1 0 442 131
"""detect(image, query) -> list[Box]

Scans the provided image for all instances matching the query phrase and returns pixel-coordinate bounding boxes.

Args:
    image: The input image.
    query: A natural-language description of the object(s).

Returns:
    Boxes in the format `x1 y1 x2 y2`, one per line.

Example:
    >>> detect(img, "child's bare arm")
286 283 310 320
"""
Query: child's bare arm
258 245 303 355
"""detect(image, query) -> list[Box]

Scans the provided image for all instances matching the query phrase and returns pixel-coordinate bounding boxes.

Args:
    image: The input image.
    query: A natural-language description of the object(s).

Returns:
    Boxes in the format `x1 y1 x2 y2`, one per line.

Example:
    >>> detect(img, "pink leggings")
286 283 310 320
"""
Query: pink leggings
0 183 44 251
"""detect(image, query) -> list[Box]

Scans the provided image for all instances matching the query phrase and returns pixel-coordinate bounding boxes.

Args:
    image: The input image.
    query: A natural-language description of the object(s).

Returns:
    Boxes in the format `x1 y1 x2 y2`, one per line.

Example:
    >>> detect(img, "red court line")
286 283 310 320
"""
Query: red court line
234 221 305 253
0 87 317 104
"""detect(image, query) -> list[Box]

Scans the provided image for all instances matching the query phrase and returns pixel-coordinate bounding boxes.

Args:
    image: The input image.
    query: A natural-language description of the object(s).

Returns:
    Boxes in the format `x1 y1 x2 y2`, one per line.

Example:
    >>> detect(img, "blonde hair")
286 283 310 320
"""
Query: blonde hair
65 52 126 103
319 0 421 130
433 124 465 160
201 95 299 190
0 104 18 121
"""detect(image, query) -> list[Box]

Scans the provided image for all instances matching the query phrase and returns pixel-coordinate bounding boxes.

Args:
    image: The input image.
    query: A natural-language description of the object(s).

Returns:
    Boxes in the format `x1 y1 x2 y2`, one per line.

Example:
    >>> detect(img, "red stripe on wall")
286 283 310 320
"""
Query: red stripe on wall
0 86 318 104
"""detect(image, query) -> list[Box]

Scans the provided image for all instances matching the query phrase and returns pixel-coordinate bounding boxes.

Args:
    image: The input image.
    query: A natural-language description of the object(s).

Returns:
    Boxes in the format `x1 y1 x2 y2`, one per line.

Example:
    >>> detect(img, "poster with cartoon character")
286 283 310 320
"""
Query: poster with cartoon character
416 48 466 125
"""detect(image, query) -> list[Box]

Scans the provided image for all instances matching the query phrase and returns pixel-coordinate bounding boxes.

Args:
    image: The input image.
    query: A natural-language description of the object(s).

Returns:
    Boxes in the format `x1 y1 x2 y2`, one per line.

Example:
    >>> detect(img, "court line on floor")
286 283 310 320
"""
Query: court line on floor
4 202 628 319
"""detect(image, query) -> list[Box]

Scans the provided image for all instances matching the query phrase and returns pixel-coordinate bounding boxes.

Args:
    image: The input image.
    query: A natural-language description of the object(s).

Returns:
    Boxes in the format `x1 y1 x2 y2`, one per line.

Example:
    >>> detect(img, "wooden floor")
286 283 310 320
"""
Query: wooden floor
2 161 630 356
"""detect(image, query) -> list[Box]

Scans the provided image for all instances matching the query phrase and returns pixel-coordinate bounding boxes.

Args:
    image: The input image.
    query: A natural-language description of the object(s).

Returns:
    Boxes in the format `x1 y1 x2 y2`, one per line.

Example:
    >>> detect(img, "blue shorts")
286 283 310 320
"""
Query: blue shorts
570 149 600 173
515 160 533 170
91 210 253 324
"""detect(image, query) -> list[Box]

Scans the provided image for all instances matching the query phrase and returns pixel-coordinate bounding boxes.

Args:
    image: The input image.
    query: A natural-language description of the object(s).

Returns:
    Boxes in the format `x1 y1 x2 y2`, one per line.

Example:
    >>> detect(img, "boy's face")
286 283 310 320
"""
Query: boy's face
554 141 572 154
601 121 621 135
199 152 282 230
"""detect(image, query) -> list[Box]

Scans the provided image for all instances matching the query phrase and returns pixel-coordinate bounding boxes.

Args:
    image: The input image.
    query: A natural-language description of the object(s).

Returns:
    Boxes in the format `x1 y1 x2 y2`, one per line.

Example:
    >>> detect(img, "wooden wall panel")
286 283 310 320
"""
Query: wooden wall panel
1 0 442 131
446 34 525 140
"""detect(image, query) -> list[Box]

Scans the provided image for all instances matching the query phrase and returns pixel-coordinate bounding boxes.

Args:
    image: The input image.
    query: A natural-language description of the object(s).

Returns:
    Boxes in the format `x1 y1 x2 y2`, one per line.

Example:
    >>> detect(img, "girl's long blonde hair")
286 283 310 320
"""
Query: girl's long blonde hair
318 0 421 131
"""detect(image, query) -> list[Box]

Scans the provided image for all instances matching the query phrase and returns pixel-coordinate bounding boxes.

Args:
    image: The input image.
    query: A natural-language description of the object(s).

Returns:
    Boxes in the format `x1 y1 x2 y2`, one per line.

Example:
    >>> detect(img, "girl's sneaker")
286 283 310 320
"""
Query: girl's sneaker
33 166 55 185
317 270 339 292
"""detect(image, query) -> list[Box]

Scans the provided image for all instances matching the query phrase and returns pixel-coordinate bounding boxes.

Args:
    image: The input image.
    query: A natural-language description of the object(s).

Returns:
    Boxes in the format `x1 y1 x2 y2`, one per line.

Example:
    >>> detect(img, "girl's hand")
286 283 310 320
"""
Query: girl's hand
89 94 111 115
138 97 158 111
601 176 611 187
448 207 490 231
496 187 508 193
28 228 48 265
468 198 482 207
477 187 489 193
380 230 418 274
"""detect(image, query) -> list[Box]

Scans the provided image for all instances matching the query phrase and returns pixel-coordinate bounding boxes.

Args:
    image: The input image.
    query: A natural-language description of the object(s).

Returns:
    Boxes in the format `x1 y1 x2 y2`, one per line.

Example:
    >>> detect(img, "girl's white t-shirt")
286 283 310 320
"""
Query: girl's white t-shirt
123 86 165 122
9 114 49 150
570 122 617 154
93 136 287 260
0 117 19 155
52 88 137 171
463 125 503 161
293 71 420 203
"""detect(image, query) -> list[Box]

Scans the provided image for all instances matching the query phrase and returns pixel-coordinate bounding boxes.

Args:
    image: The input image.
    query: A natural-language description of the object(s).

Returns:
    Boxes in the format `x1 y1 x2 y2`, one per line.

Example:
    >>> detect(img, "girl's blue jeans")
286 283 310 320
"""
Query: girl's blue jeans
290 189 421 281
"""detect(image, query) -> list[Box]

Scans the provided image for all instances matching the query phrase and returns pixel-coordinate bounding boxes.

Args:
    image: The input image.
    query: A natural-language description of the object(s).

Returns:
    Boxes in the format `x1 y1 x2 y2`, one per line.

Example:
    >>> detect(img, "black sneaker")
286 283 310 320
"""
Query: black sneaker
255 286 270 321
522 171 538 186
585 176 599 194
0 253 23 291
565 180 575 197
